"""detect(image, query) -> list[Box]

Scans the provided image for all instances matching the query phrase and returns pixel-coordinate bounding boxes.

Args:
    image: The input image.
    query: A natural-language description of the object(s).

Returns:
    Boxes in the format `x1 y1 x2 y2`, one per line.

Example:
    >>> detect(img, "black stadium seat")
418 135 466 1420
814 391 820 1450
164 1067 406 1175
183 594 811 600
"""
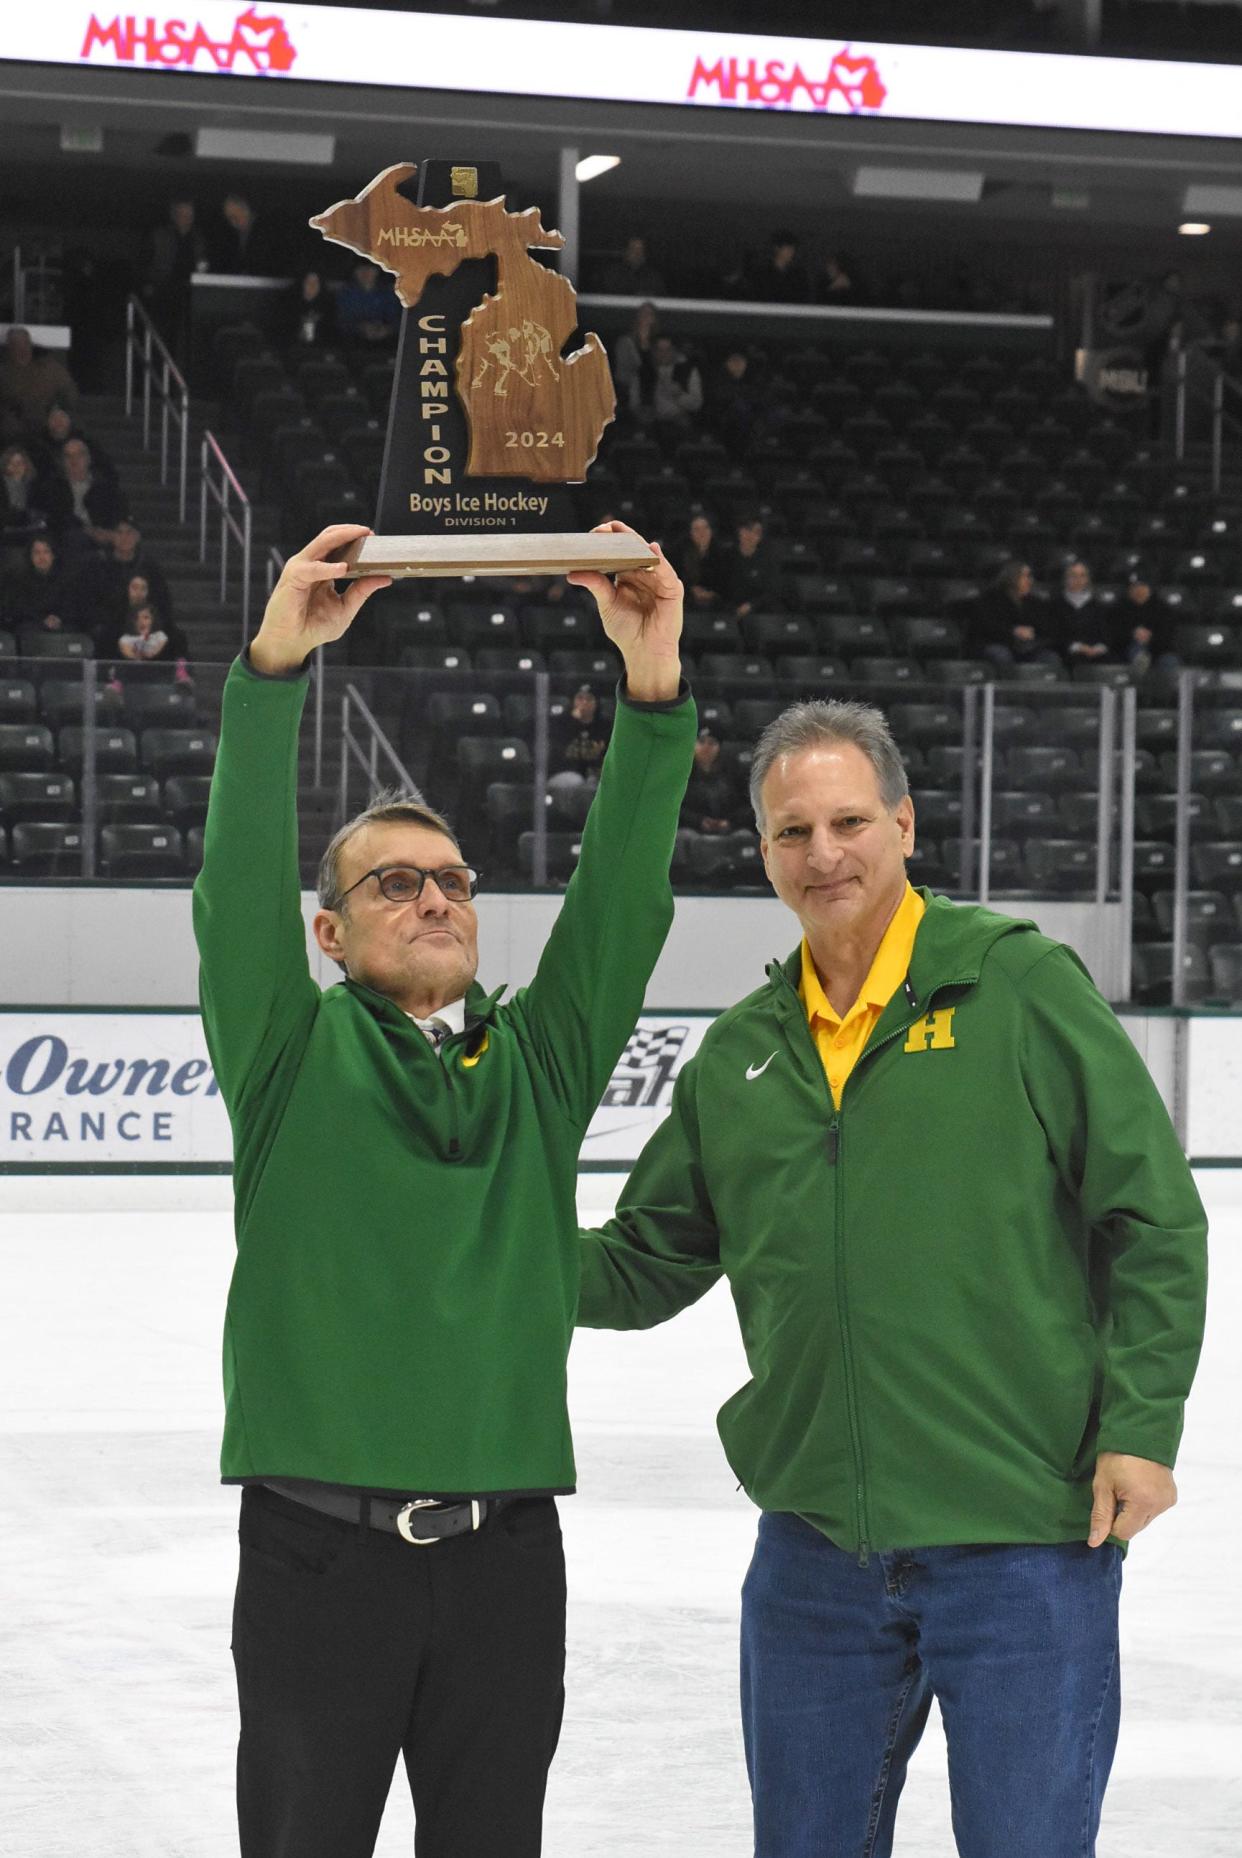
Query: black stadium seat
100 823 185 880
162 775 214 832
0 771 75 823
9 820 84 875
1191 842 1242 890
58 727 138 775
1151 889 1231 940
0 677 37 721
518 830 582 883
0 724 54 772
96 775 164 823
140 728 218 778
1208 944 1242 1003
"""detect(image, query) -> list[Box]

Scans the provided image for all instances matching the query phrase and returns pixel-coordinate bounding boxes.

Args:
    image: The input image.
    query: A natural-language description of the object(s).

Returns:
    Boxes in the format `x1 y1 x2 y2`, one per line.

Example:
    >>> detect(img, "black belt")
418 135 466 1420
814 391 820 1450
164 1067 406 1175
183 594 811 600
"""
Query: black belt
263 1479 513 1544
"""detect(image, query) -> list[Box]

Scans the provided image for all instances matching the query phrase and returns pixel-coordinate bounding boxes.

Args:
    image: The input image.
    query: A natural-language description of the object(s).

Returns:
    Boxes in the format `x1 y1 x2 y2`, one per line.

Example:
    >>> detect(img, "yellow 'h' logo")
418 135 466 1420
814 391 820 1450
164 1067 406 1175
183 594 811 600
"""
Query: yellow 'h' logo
903 1008 957 1053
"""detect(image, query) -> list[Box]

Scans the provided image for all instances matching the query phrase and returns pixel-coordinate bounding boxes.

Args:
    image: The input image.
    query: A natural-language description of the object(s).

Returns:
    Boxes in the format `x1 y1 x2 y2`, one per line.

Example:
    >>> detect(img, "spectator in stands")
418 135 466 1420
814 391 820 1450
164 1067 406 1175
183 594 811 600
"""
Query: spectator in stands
84 516 172 634
0 327 78 442
1114 572 1179 677
612 301 661 410
709 348 762 454
748 230 809 304
1 534 79 635
629 334 703 434
43 438 125 554
29 403 115 485
284 270 339 350
1 444 52 549
722 515 781 618
1048 558 1111 663
597 234 666 297
815 252 857 305
547 684 611 824
336 260 401 348
108 599 192 686
142 198 209 356
676 512 730 608
679 727 740 836
971 560 1060 669
213 192 283 276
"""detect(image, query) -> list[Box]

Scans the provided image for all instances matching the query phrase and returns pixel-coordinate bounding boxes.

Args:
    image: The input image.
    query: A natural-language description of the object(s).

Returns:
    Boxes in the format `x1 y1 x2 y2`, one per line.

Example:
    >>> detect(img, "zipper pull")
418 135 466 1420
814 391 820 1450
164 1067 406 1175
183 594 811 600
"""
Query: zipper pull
826 1122 839 1165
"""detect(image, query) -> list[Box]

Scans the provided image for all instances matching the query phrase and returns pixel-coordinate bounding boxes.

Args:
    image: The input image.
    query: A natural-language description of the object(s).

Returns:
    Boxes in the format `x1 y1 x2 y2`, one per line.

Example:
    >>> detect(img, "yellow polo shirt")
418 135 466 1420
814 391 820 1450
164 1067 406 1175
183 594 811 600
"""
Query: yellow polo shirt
799 882 926 1109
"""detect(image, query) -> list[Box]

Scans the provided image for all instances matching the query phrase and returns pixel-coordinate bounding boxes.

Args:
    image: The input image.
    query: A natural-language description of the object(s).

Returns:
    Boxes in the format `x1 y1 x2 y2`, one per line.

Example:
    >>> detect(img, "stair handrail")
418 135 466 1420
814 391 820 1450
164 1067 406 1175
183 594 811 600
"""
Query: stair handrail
124 294 190 523
338 682 418 825
200 431 253 646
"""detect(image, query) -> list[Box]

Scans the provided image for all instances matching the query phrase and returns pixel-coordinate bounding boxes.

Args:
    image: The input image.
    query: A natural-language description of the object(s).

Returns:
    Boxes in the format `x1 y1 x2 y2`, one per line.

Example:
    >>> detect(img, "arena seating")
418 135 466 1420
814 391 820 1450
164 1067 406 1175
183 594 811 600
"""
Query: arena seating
3 320 1241 1006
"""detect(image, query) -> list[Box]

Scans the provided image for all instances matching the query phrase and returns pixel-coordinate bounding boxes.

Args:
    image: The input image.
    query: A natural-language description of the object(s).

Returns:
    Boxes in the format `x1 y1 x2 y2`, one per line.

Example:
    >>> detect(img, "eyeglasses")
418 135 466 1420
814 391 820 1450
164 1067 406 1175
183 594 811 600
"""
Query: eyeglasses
335 863 482 907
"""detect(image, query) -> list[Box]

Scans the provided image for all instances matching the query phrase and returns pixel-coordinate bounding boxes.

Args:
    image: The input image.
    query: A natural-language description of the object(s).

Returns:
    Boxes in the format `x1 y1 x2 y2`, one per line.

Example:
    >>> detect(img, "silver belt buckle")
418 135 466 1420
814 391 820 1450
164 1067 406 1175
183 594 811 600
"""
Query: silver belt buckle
396 1497 482 1545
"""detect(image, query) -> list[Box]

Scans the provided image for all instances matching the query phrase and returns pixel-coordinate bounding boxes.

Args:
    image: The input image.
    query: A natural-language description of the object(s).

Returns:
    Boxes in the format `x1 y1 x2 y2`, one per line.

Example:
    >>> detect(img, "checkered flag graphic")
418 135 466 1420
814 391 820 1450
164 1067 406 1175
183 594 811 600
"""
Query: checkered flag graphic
601 1024 690 1110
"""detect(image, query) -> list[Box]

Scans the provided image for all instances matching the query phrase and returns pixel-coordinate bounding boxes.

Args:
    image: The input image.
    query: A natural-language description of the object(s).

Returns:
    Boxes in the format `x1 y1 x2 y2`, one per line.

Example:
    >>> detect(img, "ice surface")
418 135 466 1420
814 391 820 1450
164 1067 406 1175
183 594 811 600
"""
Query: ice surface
2 1172 1239 1857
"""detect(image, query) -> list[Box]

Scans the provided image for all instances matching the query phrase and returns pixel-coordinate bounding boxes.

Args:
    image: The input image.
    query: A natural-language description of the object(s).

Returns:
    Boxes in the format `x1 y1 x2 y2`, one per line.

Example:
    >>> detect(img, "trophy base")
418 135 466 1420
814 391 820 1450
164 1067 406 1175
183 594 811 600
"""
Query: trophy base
338 532 657 579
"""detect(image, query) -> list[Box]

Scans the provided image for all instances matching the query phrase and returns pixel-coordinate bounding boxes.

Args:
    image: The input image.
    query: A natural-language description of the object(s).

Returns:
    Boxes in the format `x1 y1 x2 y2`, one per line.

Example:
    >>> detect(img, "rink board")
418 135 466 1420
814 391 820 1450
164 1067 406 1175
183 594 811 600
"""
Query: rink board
0 1004 1237 1169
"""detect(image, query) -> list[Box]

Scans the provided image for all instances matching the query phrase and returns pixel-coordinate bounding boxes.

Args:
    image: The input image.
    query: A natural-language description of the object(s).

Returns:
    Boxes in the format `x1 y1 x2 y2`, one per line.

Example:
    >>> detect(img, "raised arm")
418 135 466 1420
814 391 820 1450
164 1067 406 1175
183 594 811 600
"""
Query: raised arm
192 526 390 1115
508 523 698 1122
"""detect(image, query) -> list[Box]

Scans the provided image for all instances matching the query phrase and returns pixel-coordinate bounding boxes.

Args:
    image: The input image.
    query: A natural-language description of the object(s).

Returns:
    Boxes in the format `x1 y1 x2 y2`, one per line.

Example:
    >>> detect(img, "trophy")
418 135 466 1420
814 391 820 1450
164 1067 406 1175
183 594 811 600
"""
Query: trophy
311 159 654 580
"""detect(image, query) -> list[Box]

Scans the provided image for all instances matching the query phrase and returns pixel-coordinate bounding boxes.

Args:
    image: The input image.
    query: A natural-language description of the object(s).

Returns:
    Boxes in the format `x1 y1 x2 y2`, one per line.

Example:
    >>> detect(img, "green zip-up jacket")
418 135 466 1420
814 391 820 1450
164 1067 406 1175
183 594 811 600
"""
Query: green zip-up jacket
194 656 695 1497
578 894 1208 1557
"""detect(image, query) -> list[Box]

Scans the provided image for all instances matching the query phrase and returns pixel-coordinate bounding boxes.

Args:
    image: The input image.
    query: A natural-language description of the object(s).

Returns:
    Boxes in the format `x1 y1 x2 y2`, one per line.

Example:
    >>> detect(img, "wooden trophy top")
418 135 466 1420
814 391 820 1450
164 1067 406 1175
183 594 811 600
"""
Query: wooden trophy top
312 165 615 489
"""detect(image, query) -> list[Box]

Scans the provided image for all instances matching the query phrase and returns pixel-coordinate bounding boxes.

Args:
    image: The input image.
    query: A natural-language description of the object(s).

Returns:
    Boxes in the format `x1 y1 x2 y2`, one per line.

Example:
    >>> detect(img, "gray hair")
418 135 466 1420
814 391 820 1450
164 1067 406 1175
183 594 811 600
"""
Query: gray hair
748 699 909 830
317 785 460 911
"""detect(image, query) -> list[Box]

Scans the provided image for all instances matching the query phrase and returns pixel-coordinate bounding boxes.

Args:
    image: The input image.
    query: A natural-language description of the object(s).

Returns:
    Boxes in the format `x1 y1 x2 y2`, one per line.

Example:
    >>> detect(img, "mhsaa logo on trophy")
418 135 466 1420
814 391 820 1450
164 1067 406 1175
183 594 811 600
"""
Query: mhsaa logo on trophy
80 6 297 73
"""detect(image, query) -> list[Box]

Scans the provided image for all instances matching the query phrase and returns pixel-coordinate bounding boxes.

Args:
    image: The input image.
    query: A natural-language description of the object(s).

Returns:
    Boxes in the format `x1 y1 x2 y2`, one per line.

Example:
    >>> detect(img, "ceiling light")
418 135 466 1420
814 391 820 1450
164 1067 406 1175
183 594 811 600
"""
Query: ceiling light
575 155 621 183
1178 221 1212 236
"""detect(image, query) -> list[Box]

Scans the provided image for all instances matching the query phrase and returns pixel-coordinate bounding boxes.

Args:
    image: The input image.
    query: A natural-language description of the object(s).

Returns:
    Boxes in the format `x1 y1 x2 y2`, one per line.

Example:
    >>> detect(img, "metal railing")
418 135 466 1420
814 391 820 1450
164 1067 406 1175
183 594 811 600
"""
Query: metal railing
124 295 190 523
199 432 253 644
963 681 1136 906
338 682 419 821
1173 346 1242 493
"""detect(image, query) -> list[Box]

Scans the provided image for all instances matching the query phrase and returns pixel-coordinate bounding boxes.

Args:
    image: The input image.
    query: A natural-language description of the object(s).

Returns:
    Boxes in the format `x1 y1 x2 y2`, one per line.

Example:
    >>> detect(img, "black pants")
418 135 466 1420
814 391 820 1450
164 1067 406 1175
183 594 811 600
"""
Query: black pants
232 1484 567 1858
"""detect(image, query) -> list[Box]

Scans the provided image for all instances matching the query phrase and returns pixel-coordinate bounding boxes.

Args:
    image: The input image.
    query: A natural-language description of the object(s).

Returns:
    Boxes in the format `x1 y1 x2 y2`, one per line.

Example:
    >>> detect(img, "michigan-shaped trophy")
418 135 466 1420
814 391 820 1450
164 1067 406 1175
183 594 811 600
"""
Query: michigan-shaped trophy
312 159 653 579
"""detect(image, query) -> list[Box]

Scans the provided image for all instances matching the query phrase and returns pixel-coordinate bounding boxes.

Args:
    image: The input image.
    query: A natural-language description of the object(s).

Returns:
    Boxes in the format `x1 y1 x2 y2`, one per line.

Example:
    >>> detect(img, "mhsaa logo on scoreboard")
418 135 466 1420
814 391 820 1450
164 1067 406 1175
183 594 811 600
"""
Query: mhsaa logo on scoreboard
687 44 887 112
80 7 296 73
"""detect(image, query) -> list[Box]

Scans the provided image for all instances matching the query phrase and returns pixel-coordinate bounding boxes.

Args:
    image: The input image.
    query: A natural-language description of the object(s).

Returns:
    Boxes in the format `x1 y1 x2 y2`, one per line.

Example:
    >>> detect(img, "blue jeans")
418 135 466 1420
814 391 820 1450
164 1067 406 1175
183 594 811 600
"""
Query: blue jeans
740 1513 1122 1858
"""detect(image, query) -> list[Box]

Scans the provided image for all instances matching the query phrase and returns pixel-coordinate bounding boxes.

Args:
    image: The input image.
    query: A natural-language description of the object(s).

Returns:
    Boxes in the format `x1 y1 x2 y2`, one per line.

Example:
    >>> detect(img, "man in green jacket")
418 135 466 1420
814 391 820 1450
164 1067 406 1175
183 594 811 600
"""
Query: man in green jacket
578 697 1207 1858
193 522 694 1858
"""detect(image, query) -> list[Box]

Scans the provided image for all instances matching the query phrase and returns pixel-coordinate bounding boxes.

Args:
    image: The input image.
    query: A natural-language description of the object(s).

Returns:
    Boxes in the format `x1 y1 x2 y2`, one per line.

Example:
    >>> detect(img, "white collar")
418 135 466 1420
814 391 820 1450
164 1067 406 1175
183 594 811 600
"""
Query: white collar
407 995 468 1038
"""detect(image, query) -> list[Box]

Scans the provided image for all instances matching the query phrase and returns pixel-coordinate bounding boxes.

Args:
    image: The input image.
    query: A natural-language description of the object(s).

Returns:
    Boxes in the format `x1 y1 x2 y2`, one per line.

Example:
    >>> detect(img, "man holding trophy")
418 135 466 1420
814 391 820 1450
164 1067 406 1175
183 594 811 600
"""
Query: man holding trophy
193 516 693 1858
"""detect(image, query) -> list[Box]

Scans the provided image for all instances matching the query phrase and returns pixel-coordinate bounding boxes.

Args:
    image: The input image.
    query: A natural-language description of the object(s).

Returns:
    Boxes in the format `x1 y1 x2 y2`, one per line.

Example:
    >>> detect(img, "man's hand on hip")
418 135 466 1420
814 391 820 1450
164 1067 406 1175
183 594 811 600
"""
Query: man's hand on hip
1088 1451 1177 1547
249 524 392 676
567 521 683 702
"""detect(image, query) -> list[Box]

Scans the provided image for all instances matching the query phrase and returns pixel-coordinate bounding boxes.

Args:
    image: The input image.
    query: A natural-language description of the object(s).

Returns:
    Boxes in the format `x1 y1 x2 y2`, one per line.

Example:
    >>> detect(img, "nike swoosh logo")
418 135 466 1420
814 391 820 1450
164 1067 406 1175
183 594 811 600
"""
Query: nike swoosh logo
746 1052 778 1081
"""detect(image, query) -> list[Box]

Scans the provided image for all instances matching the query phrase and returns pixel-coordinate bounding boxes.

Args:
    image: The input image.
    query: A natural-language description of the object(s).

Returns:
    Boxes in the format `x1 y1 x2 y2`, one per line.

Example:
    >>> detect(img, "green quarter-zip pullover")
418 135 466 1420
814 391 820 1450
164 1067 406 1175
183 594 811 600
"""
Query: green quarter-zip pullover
578 894 1208 1558
194 655 695 1496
